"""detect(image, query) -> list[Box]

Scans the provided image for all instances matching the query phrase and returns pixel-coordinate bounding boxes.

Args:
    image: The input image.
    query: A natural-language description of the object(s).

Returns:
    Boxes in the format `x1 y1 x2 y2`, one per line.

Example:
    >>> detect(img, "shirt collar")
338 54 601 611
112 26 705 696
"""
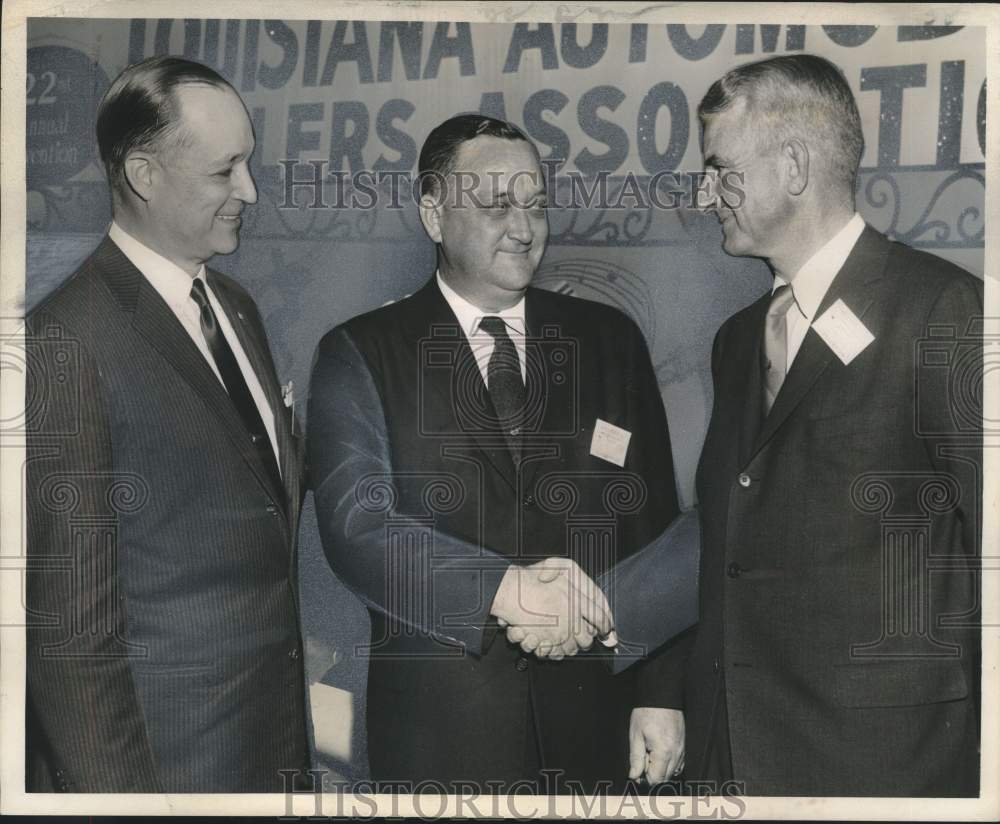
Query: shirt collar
109 221 206 306
774 212 866 322
435 271 526 338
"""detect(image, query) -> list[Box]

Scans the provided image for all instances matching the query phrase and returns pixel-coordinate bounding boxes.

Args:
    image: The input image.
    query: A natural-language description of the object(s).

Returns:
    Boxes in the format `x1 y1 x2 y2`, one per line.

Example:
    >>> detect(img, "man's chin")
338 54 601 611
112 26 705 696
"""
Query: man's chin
496 262 537 290
212 237 242 258
720 232 751 258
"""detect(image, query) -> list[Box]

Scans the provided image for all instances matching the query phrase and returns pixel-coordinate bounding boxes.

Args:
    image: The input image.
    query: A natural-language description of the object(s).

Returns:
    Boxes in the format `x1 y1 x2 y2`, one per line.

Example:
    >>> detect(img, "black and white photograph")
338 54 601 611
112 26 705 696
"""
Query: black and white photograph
0 1 996 819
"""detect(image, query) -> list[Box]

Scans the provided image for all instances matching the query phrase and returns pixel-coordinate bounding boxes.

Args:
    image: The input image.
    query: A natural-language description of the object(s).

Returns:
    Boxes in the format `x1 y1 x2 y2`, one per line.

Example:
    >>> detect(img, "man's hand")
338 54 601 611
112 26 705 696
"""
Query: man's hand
491 557 615 660
628 707 684 784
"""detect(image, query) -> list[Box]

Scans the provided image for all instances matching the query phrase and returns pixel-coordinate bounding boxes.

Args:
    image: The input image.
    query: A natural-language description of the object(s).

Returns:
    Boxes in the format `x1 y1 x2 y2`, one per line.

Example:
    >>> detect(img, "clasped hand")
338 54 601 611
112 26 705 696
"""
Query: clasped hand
490 557 617 659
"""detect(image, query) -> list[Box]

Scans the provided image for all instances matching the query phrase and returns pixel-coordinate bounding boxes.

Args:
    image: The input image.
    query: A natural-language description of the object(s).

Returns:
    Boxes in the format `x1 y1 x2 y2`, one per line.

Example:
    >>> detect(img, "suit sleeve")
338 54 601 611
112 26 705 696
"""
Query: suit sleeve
614 317 696 707
25 308 162 792
918 275 983 558
307 326 511 656
597 509 699 674
916 275 983 720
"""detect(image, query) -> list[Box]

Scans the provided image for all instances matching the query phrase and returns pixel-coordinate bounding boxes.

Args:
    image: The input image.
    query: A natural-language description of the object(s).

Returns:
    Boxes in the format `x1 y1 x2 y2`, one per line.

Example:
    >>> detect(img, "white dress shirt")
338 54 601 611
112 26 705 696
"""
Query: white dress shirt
436 272 527 386
108 222 280 471
773 212 866 368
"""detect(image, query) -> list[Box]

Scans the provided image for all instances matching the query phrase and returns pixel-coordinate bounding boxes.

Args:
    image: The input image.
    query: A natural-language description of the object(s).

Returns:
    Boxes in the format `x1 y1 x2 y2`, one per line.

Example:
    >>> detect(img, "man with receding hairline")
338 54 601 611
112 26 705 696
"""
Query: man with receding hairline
25 56 309 792
637 53 981 796
308 113 697 790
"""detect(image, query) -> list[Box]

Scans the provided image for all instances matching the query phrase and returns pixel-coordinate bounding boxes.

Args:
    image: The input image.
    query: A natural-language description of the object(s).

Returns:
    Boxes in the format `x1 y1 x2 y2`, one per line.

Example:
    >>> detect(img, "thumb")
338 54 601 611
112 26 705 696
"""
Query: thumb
536 557 568 584
628 719 646 780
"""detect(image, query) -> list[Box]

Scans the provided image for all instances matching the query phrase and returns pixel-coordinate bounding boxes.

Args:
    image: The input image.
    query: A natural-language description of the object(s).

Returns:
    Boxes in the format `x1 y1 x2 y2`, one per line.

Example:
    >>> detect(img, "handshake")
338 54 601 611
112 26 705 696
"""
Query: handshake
489 557 618 659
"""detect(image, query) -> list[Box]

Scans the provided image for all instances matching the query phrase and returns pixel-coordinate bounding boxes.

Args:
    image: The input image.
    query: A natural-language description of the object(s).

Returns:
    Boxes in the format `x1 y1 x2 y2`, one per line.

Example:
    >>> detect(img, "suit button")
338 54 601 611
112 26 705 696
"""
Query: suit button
738 473 751 488
288 647 299 660
266 504 279 516
515 656 529 672
713 658 720 673
522 493 535 508
727 562 743 579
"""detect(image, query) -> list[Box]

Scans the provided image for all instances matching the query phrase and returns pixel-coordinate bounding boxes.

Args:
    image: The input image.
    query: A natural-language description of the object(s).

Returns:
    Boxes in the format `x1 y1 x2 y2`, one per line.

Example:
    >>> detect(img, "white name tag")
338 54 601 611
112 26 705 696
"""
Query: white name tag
590 419 632 467
812 299 875 365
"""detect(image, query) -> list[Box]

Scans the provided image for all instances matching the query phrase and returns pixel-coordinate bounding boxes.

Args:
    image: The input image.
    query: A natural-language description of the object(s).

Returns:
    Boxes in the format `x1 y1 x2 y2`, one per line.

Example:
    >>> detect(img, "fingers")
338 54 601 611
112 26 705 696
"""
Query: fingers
535 557 570 584
574 627 595 651
628 715 646 781
505 625 526 644
559 637 579 657
662 751 681 783
664 741 685 781
503 558 614 660
645 745 670 784
564 560 613 637
578 594 612 637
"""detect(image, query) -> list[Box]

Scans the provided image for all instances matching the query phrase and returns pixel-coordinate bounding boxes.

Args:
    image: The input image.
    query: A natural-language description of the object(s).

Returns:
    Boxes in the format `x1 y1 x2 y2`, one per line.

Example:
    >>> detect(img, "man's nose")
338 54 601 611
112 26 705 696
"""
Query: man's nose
233 164 258 205
507 206 534 243
698 171 721 213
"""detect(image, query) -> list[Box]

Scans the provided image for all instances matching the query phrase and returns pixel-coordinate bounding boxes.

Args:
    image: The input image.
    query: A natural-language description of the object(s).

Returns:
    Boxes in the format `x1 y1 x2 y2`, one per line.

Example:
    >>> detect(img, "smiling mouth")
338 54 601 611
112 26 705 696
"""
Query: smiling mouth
217 214 242 222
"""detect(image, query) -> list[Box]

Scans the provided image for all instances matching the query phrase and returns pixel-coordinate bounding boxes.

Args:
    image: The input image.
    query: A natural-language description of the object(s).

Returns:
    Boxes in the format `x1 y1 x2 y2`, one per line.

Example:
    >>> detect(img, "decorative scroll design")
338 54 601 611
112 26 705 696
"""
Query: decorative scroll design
858 166 984 248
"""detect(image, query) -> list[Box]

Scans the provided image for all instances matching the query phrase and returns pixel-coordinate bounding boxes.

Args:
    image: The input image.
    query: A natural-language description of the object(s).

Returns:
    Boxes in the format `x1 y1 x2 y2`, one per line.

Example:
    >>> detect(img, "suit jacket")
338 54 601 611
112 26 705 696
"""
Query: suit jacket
308 278 689 789
25 237 310 792
688 227 982 796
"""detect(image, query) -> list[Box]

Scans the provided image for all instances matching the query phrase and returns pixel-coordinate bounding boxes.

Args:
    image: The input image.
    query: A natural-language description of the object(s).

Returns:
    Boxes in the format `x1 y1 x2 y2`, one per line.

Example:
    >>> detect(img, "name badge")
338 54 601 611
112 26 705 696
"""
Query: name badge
590 419 632 467
812 299 875 365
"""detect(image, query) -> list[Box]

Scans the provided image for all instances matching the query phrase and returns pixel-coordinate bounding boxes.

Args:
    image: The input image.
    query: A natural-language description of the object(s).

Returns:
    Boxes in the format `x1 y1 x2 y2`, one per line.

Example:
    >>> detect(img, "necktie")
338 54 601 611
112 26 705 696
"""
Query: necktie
190 277 281 488
478 315 526 457
761 284 798 416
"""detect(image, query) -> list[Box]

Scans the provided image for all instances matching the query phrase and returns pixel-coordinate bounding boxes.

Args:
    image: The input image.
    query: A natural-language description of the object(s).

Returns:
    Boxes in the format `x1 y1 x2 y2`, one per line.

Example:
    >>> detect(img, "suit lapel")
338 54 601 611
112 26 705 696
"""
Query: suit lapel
98 239 288 513
735 297 770 467
749 226 889 458
207 271 298 518
521 291 571 492
407 280 519 491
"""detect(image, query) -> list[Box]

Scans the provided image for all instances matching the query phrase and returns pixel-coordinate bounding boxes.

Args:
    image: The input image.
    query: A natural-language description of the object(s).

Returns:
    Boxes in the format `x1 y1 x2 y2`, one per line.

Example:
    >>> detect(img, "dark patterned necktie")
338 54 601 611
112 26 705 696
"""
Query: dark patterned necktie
190 277 281 486
478 315 526 457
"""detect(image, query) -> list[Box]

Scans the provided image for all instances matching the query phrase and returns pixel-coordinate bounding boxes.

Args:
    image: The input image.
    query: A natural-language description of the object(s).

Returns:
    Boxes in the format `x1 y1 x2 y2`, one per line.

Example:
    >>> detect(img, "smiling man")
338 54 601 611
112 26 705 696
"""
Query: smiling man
308 114 691 790
25 56 309 792
672 54 982 796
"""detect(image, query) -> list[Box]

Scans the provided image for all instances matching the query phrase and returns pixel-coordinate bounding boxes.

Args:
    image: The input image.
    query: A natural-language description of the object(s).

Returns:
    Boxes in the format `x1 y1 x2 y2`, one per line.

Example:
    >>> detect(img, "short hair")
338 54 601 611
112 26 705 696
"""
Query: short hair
417 114 536 198
96 56 233 201
698 54 864 198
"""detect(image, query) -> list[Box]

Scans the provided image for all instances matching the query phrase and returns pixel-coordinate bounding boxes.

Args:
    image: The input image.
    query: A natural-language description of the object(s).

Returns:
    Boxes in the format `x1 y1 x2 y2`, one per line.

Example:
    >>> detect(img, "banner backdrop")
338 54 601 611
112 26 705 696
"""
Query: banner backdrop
24 18 986 780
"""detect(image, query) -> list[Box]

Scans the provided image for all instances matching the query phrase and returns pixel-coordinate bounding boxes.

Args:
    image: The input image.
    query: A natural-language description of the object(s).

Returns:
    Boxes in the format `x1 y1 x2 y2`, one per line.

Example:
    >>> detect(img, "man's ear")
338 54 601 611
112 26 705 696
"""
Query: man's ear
418 193 443 243
783 138 809 196
123 152 157 203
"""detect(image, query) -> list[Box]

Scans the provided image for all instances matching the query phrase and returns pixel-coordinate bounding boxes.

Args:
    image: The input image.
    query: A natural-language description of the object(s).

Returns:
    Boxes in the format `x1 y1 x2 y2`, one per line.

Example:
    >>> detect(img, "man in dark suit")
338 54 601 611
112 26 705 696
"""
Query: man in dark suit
640 54 981 796
308 115 696 791
25 56 309 792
